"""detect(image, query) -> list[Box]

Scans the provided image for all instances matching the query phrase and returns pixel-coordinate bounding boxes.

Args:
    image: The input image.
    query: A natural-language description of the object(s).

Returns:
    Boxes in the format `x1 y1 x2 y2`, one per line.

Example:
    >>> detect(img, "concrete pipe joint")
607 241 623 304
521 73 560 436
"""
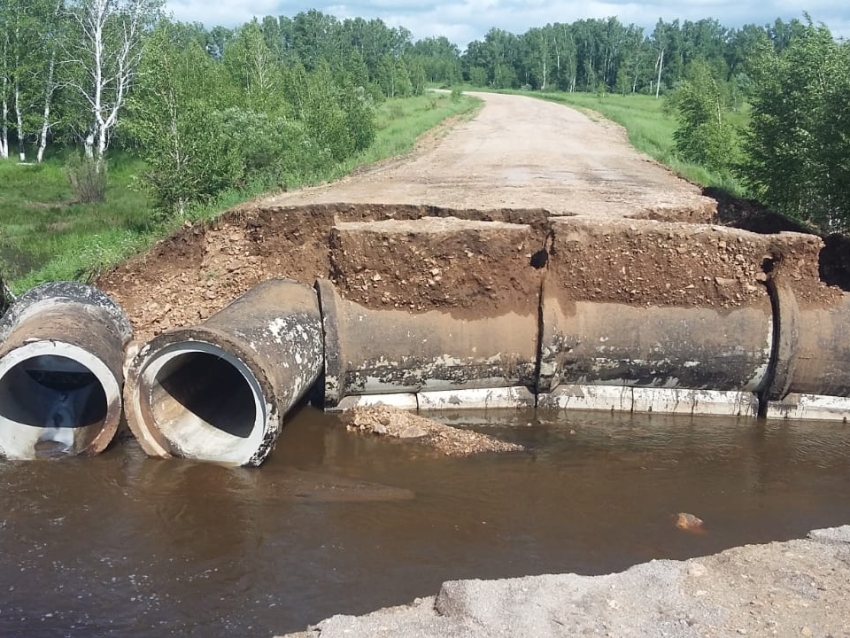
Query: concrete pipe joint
316 279 539 409
0 282 132 460
124 280 323 467
538 279 774 393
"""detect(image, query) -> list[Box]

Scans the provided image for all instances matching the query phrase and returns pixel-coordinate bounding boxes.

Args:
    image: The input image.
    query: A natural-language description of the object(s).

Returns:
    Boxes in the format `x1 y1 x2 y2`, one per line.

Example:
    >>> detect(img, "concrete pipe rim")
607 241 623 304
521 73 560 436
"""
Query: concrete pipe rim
0 340 121 460
130 341 270 466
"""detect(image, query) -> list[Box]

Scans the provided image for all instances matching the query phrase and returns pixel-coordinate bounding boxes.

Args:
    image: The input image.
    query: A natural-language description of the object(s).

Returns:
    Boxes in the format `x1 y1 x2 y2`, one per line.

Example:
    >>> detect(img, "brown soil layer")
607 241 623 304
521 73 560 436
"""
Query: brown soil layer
328 217 546 316
96 204 548 341
548 217 840 309
343 404 524 456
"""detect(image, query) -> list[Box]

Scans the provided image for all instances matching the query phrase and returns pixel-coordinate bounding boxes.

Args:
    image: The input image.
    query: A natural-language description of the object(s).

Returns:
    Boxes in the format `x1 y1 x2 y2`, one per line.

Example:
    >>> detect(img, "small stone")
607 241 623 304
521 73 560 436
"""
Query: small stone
801 628 812 637
675 512 704 532
371 273 382 282
430 268 441 276
398 426 428 439
737 629 747 635
755 272 768 282
715 277 735 286
373 424 388 435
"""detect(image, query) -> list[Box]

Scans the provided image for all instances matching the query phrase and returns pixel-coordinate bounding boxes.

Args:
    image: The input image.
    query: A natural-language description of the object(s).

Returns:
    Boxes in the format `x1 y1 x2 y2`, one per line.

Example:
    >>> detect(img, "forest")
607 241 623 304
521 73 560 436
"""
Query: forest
0 1 848 287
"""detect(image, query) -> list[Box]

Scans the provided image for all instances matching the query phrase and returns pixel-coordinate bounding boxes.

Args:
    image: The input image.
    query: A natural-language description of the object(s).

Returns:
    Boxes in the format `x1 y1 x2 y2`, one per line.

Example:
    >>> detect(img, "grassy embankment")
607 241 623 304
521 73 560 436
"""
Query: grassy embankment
455 84 749 196
0 93 481 294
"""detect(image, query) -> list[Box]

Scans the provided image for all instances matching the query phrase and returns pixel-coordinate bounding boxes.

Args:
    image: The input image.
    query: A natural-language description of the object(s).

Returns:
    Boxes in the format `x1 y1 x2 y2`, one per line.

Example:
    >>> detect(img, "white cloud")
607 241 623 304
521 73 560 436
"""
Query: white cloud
164 0 849 45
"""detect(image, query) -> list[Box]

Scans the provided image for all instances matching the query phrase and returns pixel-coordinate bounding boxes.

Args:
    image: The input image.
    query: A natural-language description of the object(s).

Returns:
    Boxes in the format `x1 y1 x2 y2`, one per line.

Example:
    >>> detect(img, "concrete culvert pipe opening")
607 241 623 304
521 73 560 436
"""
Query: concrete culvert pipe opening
0 343 118 459
137 343 267 466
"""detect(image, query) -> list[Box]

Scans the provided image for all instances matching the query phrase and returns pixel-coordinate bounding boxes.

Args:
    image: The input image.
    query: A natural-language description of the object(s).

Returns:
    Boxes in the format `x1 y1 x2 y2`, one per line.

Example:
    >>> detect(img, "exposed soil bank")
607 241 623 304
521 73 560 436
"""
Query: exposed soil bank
97 206 843 342
282 525 850 638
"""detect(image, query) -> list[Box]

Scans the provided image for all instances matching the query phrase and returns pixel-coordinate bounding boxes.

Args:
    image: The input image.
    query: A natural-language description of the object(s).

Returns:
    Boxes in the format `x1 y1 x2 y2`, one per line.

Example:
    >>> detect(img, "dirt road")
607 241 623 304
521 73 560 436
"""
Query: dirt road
262 92 714 218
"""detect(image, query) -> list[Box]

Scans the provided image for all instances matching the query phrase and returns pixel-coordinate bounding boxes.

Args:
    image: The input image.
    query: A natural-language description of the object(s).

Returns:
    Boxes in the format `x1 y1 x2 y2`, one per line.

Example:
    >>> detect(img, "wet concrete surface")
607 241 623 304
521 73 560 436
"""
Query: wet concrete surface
2 408 850 637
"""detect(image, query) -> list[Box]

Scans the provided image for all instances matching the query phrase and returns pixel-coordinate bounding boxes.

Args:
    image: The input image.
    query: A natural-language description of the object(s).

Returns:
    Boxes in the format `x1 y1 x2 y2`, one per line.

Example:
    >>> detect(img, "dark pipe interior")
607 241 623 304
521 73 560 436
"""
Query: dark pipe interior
0 355 107 429
149 352 257 440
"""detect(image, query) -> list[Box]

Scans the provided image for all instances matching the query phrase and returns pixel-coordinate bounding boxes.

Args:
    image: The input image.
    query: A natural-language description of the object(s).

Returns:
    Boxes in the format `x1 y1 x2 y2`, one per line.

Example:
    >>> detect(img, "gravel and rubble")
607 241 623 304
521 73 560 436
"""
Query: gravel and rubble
343 404 525 457
283 526 850 638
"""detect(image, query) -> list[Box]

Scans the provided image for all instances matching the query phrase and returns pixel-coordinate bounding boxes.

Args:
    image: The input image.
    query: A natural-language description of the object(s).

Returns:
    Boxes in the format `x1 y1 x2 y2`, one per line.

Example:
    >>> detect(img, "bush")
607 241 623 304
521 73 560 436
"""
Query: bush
64 154 107 203
738 23 850 232
667 59 737 175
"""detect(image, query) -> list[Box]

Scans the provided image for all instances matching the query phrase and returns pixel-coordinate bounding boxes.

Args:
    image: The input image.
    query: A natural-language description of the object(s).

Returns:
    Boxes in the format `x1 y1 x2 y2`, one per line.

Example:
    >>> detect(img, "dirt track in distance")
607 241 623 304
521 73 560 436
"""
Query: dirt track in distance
260 91 716 219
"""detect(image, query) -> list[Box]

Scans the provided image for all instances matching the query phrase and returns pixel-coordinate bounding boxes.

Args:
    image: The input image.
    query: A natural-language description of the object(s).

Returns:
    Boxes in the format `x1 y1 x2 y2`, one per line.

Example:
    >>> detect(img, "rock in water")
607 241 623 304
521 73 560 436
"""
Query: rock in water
675 512 705 533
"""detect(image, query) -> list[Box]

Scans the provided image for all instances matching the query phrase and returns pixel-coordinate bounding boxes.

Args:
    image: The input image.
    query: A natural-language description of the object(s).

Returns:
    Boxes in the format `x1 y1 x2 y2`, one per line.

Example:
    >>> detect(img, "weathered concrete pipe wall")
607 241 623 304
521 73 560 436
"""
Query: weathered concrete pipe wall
536 218 817 416
124 279 323 466
317 279 538 410
762 276 850 419
0 282 132 459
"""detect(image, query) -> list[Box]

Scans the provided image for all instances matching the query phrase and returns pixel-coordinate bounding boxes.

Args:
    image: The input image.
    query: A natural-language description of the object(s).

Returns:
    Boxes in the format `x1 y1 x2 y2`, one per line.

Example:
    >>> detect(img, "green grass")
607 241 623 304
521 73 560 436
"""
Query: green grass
0 93 481 293
0 154 153 292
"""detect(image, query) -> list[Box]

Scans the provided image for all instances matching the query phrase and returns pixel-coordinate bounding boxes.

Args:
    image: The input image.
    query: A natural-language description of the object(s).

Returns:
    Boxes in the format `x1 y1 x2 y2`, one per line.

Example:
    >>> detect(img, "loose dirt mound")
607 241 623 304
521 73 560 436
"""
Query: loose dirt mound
344 404 524 457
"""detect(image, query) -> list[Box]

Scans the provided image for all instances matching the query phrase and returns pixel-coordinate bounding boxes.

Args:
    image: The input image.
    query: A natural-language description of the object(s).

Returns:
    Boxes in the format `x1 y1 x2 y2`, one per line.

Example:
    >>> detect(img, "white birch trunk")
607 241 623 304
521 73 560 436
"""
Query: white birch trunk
655 48 664 99
1 33 7 160
14 80 25 161
36 49 56 163
0 90 8 160
66 0 153 171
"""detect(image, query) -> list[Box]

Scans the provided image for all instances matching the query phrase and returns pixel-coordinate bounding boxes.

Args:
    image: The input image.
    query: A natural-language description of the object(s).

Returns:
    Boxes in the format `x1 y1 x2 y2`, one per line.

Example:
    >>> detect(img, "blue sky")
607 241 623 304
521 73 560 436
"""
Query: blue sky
164 0 849 46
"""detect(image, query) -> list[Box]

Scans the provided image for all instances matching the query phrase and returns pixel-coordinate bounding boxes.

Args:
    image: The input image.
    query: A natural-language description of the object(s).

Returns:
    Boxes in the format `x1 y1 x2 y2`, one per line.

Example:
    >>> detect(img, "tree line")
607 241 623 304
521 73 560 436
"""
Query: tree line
0 1 430 214
1 3 847 230
455 16 814 96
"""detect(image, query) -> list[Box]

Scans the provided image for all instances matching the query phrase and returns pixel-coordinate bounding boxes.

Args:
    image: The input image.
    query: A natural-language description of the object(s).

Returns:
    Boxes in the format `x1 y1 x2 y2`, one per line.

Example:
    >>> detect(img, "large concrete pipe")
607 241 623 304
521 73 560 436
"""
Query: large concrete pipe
0 282 132 459
537 218 780 415
538 279 774 392
124 279 323 466
764 280 850 419
316 279 538 411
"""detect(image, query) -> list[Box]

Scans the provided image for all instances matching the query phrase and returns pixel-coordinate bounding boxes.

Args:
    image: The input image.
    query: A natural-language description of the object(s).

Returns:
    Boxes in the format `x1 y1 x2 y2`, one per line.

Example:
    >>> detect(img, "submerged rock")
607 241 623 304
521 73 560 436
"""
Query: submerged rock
675 512 705 533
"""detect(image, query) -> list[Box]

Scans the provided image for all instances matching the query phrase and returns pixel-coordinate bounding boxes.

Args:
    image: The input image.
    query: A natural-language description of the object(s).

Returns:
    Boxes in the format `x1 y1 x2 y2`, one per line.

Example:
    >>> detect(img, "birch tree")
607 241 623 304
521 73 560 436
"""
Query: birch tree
1 23 9 159
63 0 161 168
36 0 65 162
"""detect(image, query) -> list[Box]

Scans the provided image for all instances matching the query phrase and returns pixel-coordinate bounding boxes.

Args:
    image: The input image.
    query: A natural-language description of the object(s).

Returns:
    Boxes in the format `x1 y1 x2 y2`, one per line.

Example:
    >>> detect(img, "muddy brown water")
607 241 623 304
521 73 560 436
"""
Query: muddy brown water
2 408 850 637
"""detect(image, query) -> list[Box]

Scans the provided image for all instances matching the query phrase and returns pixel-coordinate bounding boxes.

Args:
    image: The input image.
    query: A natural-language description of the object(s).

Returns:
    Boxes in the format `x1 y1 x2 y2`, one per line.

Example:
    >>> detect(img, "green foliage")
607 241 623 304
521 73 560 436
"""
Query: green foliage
468 67 488 87
0 95 477 290
738 22 850 231
667 59 738 174
64 153 107 203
